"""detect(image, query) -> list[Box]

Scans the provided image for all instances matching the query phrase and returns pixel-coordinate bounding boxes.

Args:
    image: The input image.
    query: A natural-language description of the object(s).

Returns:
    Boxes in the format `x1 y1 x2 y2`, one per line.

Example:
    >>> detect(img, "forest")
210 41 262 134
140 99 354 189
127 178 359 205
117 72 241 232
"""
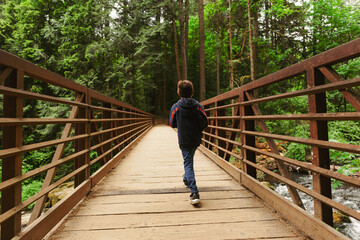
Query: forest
1 0 360 209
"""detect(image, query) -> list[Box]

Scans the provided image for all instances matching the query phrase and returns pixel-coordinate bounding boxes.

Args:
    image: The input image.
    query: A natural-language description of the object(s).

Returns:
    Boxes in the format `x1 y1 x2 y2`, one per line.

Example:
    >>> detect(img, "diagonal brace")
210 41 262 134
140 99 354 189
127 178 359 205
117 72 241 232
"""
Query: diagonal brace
29 94 85 224
319 66 360 112
245 91 305 209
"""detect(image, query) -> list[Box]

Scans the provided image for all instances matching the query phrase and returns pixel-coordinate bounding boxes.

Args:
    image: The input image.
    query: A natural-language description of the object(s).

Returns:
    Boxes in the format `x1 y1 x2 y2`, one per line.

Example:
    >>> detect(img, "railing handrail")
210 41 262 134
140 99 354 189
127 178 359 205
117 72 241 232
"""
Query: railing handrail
0 49 151 116
0 49 153 240
200 37 360 239
202 38 360 106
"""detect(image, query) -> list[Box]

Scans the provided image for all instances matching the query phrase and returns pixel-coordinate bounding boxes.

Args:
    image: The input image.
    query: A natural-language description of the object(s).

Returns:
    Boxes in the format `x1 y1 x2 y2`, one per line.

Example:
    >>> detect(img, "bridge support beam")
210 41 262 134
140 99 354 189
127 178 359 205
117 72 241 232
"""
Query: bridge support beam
75 90 90 187
102 103 113 162
241 91 256 179
216 101 227 159
307 68 333 226
1 69 23 240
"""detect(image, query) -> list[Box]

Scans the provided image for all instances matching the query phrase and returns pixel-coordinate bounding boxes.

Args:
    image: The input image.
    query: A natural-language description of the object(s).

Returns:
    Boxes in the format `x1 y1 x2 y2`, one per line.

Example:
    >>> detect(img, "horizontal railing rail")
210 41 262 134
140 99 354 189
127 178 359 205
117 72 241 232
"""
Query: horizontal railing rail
0 50 153 240
200 38 360 237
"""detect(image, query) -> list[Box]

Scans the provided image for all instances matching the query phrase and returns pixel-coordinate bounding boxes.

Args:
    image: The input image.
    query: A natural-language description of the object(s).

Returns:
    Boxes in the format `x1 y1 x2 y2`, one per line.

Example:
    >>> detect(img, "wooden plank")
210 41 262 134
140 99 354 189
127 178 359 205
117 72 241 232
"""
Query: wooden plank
48 221 298 240
198 145 241 182
241 174 349 240
14 180 91 240
86 190 253 204
200 142 350 240
73 198 261 216
108 170 227 177
62 208 277 230
91 186 245 196
102 174 234 184
47 125 306 240
90 125 153 188
97 180 240 192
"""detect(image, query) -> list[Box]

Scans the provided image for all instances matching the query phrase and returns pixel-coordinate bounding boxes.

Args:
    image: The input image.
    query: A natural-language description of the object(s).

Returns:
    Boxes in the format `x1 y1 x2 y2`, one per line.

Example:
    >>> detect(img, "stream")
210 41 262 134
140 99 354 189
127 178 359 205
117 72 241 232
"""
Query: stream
271 172 360 240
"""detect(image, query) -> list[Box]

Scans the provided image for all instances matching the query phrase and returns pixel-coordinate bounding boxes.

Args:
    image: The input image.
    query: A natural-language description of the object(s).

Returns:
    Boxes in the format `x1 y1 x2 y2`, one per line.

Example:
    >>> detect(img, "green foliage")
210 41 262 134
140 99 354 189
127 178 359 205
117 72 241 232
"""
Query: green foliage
309 0 360 55
332 158 360 189
22 180 43 210
283 122 310 162
1 0 360 195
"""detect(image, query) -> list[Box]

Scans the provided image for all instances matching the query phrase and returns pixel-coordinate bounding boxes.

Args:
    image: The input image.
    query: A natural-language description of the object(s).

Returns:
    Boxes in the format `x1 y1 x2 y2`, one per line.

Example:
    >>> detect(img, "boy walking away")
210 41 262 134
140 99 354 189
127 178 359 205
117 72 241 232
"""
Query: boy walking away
169 80 208 205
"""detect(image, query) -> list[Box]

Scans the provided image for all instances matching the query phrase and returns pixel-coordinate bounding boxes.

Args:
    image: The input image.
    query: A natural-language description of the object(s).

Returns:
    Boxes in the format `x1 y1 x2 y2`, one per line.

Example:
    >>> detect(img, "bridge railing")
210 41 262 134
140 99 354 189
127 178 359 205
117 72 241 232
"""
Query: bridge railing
200 38 360 238
0 50 153 240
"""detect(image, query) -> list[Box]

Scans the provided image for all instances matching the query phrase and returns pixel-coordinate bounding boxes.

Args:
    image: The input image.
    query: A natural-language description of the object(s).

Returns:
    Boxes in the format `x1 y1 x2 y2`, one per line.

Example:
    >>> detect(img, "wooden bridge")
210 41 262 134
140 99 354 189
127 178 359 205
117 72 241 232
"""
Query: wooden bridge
1 39 360 240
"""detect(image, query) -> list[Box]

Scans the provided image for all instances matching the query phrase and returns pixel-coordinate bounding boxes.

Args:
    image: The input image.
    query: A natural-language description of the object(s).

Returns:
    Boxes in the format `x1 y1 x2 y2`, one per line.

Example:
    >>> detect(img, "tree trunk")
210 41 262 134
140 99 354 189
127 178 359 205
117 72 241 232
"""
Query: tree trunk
247 0 258 97
247 0 255 82
228 0 234 90
216 0 220 95
185 0 189 74
265 0 269 39
163 42 167 113
179 0 187 80
199 0 206 101
171 0 181 81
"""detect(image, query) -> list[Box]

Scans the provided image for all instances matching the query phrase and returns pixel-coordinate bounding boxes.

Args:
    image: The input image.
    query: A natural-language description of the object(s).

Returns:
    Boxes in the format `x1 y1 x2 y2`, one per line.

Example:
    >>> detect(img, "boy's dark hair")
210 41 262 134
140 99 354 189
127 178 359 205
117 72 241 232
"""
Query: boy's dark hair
177 80 194 98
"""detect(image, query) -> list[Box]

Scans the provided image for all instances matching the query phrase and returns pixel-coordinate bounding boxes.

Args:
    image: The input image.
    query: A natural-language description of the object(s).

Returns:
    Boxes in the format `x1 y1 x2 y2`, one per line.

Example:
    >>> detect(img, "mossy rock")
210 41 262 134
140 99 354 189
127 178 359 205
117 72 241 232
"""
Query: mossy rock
47 182 75 207
333 210 351 225
261 181 275 190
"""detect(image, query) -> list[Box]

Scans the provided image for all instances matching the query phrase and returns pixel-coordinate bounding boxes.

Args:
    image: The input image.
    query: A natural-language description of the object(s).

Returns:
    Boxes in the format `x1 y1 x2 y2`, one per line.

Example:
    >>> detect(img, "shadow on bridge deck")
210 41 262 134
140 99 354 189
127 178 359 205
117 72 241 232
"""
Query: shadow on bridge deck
47 125 305 240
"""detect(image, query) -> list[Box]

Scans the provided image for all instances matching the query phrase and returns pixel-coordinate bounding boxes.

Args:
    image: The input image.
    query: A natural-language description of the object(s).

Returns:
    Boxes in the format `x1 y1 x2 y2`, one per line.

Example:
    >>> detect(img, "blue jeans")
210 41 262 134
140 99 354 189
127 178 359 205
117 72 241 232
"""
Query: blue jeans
181 147 198 194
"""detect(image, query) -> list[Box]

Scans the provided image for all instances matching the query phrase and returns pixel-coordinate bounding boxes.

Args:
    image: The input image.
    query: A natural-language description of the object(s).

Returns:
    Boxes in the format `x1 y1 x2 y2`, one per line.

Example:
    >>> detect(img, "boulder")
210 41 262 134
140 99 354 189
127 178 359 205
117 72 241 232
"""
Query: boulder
261 181 275 190
47 181 75 207
333 210 351 226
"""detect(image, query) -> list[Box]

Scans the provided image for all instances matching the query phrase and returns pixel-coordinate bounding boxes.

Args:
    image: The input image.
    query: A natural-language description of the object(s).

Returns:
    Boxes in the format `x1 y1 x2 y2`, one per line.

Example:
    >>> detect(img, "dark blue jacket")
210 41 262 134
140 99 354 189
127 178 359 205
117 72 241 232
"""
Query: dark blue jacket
169 98 208 149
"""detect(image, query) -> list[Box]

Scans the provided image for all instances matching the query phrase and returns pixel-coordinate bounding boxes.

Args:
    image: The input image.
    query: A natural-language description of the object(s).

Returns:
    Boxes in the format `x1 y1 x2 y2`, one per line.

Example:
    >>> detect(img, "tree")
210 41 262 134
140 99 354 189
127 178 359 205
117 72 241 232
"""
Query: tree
170 0 181 81
216 0 220 95
228 0 234 90
180 0 187 79
199 0 206 101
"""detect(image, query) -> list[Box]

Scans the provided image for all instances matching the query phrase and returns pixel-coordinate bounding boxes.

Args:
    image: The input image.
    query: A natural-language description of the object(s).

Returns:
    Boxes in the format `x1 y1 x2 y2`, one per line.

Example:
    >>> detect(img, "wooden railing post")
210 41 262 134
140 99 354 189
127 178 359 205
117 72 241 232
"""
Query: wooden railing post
116 106 124 152
74 90 90 187
224 96 241 161
307 68 333 226
217 101 227 158
1 69 23 240
29 93 84 224
103 102 113 162
203 104 214 149
214 102 218 151
241 90 256 178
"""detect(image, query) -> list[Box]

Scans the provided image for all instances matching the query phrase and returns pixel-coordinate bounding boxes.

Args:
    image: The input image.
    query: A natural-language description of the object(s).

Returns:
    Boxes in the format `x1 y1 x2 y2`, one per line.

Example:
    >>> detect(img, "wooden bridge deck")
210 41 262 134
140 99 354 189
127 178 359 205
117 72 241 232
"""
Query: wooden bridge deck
48 125 305 240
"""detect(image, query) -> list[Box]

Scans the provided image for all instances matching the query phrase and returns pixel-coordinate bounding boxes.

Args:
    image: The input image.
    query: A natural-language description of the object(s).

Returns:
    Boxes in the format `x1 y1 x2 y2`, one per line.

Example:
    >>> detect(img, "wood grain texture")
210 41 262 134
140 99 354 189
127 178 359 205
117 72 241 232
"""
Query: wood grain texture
48 125 303 240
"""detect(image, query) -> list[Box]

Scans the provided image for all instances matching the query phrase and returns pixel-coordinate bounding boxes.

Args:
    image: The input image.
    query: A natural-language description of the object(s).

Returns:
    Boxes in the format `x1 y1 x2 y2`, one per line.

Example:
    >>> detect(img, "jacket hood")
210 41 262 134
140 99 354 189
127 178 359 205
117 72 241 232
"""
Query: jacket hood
178 98 198 109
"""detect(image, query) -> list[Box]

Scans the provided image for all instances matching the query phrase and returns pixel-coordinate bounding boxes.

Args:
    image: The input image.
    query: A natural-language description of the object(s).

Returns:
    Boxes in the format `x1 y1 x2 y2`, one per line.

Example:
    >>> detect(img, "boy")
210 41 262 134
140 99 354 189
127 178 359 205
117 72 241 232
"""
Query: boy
169 80 208 205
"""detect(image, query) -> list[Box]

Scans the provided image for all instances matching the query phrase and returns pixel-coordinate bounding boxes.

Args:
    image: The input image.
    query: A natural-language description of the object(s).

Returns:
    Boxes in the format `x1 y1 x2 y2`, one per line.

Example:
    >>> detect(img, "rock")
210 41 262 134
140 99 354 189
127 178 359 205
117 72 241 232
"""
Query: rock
333 210 351 226
47 181 75 207
261 181 275 190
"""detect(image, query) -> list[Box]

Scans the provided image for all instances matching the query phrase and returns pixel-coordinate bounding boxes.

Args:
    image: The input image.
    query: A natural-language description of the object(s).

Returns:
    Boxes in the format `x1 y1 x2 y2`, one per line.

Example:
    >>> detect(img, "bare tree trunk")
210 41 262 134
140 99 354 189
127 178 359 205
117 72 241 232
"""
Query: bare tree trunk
171 0 181 81
247 0 259 98
199 0 206 101
247 0 255 82
163 38 167 113
265 0 269 39
185 0 189 73
156 5 161 113
216 0 220 95
229 0 234 90
179 0 187 80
